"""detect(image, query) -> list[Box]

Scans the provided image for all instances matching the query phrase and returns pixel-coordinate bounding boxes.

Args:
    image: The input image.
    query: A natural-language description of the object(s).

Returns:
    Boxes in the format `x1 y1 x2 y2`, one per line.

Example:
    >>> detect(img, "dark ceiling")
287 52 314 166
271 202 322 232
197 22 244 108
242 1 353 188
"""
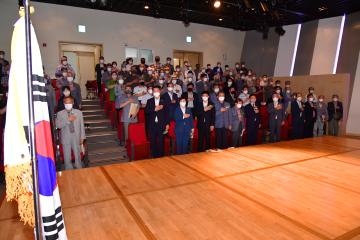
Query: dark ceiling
30 0 360 30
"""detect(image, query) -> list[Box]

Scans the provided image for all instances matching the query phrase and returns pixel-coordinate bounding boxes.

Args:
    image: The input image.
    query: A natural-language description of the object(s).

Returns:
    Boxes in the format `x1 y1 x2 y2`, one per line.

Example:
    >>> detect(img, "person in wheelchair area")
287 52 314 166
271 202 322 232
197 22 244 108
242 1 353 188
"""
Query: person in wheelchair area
56 96 86 170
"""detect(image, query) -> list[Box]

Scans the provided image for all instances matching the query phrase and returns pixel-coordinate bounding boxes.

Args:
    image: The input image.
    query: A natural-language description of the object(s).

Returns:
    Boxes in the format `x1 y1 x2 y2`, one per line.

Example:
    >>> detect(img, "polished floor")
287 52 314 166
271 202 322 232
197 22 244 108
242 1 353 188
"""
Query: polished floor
1 136 360 239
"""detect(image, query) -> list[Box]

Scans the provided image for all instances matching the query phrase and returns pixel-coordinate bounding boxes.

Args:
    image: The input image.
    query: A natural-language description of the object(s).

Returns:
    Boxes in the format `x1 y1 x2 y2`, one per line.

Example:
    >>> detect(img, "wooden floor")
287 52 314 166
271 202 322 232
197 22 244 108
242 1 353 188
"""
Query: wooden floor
1 136 360 240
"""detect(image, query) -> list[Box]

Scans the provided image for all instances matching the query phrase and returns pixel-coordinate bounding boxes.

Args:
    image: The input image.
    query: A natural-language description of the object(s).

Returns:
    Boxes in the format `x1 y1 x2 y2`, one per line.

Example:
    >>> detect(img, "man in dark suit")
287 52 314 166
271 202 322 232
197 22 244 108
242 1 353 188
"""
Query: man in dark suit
291 93 305 139
95 56 106 95
161 82 178 125
244 94 261 145
304 94 317 138
145 86 168 158
181 83 199 117
327 94 343 136
267 93 285 142
196 91 215 152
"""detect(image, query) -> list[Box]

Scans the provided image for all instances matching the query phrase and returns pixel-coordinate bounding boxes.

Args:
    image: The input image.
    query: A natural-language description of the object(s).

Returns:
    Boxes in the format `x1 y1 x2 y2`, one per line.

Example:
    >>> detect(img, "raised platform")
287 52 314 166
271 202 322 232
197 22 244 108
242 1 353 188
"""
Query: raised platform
1 136 360 239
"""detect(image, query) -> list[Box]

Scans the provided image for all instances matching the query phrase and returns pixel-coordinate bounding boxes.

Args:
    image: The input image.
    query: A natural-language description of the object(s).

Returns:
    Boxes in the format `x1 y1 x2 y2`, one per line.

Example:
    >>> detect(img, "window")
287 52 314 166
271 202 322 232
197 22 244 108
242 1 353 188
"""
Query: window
125 47 153 64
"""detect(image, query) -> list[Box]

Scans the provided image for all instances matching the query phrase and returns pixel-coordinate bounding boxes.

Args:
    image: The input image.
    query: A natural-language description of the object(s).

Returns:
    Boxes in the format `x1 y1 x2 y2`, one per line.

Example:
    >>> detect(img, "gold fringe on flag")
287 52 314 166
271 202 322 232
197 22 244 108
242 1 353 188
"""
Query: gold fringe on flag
5 163 35 227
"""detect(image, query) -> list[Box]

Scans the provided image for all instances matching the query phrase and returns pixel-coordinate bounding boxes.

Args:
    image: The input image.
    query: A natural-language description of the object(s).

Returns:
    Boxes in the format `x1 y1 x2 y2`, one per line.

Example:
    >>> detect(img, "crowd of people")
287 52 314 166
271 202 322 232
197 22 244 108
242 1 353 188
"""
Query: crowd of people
0 50 345 172
81 55 342 158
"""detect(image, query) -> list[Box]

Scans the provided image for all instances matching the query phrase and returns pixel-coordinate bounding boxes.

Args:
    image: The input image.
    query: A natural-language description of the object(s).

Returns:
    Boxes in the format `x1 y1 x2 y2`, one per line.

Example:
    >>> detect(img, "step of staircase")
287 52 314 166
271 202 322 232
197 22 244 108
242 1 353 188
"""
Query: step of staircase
82 99 100 105
86 130 118 143
84 114 108 120
82 104 102 110
85 125 112 133
86 139 120 150
88 146 126 160
82 109 105 115
88 156 129 167
84 119 111 128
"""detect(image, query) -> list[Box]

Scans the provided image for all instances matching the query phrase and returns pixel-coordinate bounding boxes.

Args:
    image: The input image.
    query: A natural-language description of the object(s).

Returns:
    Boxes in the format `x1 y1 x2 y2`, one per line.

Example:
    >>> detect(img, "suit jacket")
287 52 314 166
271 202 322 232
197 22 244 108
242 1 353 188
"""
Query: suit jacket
230 107 245 132
291 100 305 125
181 91 199 111
161 91 179 124
56 109 85 145
214 101 231 128
304 102 317 123
267 102 285 122
244 103 261 129
174 107 194 135
144 97 167 130
327 101 343 121
196 101 215 129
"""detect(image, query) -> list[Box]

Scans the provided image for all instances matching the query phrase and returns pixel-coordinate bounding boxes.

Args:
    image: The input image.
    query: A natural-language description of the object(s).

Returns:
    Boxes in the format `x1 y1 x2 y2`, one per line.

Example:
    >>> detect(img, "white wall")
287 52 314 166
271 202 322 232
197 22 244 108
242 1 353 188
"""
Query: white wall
0 0 245 78
310 16 343 75
346 51 360 136
274 24 300 76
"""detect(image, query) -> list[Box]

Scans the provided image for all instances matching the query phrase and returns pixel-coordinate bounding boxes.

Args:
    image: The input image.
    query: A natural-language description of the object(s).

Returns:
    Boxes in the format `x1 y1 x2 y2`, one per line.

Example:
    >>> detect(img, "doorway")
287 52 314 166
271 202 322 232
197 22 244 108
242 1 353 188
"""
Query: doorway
173 50 203 68
59 42 103 99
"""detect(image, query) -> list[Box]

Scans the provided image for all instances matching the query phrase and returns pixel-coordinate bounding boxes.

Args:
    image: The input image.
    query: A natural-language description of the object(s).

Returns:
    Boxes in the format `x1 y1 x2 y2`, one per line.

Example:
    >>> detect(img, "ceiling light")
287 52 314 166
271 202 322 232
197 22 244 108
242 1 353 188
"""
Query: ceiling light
219 18 223 21
214 0 221 8
144 4 149 10
318 6 328 12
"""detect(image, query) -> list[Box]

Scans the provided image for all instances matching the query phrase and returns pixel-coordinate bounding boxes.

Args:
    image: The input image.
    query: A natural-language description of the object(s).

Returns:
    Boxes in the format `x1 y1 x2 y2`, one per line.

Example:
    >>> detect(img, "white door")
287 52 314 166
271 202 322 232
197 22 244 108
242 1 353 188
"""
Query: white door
77 52 96 99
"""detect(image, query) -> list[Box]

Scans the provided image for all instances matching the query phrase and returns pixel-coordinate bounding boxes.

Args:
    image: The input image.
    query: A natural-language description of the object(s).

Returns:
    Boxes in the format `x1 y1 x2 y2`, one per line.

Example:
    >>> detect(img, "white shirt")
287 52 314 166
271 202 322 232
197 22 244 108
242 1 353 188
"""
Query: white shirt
133 85 148 102
174 84 182 98
203 101 208 108
154 97 160 123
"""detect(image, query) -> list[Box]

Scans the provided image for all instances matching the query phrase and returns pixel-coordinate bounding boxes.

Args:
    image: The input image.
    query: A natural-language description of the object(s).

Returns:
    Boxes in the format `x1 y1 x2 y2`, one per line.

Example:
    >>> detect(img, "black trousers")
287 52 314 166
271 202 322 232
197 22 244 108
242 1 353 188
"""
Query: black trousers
269 119 282 143
149 123 164 158
216 127 227 149
97 78 102 95
198 125 211 152
292 122 304 139
246 126 258 145
304 120 314 138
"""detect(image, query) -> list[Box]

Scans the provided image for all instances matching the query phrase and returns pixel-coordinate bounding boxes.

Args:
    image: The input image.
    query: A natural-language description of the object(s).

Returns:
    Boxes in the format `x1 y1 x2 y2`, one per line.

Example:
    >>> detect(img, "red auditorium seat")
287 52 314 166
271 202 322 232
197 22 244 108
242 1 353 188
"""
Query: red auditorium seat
56 130 88 167
51 79 57 89
126 123 150 161
137 108 145 123
167 121 176 155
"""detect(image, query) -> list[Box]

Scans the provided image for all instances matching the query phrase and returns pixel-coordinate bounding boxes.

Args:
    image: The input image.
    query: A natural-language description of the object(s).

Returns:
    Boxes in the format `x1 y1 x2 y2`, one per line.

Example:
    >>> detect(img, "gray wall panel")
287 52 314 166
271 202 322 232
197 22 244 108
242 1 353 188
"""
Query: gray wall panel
293 20 318 76
240 28 280 76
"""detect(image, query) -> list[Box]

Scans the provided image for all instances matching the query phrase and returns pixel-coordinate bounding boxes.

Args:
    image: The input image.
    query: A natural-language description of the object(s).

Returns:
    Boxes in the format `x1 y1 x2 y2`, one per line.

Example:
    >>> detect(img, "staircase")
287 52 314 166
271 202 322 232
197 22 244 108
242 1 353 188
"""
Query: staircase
82 98 128 167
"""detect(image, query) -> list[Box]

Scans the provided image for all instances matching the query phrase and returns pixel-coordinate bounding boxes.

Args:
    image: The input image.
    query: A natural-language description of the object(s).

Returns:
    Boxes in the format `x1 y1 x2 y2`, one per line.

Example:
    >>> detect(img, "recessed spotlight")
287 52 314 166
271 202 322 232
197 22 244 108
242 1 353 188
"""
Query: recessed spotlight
144 5 149 10
214 0 221 8
318 6 328 12
219 18 223 21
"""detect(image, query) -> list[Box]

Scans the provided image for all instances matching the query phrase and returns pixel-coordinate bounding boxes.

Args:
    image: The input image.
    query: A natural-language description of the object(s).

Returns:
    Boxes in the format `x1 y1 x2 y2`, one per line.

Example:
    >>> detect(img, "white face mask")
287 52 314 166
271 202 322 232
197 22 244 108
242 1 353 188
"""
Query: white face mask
118 79 124 84
67 77 74 82
309 98 314 102
219 96 225 102
202 96 209 101
62 72 67 77
140 67 144 71
236 103 242 108
167 87 173 92
275 90 281 94
180 101 187 107
243 90 248 94
100 59 104 64
107 67 112 72
0 55 4 59
214 88 219 93
250 99 256 104
319 99 324 103
228 82 232 86
159 80 164 84
62 61 68 65
148 89 153 95
153 92 160 98
188 77 193 82
63 91 70 97
297 97 302 102
203 77 208 82
64 103 73 111
333 98 338 102
148 71 153 75
273 97 279 102
172 80 177 85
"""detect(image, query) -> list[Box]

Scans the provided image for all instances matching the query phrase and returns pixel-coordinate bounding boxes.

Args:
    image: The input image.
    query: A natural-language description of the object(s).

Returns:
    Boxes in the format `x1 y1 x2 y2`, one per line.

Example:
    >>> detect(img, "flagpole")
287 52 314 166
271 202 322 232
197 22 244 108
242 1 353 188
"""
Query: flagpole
23 0 42 239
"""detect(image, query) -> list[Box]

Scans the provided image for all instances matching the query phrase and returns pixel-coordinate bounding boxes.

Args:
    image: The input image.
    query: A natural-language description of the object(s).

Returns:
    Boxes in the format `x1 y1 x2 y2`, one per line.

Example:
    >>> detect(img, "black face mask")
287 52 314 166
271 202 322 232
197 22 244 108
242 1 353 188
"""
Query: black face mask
187 88 193 92
140 82 145 86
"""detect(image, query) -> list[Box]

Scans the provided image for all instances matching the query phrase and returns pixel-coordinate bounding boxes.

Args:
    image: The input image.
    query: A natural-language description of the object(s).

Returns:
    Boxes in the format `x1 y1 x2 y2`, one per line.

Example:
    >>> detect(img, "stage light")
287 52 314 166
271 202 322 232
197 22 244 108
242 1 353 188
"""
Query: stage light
144 4 149 10
214 0 221 8
219 18 223 21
